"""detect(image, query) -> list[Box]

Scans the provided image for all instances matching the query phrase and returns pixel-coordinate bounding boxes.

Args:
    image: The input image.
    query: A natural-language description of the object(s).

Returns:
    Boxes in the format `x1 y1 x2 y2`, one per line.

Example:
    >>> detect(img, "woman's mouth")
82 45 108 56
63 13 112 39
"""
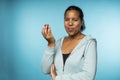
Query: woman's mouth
68 28 74 32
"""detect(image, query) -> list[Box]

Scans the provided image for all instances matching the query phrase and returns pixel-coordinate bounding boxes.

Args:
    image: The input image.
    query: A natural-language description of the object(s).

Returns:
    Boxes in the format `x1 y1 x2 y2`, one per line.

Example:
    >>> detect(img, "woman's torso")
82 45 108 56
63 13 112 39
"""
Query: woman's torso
54 35 93 75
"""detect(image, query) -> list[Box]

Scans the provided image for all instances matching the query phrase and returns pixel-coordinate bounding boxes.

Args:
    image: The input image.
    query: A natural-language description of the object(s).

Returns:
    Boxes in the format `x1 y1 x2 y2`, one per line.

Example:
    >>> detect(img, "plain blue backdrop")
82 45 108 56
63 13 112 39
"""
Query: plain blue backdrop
0 0 120 80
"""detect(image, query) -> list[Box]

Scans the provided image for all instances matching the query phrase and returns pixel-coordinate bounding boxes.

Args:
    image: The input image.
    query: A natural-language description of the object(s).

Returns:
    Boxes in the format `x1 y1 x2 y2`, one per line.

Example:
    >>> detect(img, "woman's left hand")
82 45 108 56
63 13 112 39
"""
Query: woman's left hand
50 64 57 80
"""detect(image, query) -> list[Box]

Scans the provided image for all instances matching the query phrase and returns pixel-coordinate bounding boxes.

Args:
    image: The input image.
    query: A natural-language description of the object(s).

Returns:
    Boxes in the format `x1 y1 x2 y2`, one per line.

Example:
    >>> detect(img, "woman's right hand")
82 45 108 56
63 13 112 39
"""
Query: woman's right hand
41 24 55 47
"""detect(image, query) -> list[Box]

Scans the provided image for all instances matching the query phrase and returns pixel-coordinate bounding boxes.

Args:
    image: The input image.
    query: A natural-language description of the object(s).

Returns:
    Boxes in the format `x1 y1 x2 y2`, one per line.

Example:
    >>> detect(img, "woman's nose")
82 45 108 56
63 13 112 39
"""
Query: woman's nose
69 20 73 26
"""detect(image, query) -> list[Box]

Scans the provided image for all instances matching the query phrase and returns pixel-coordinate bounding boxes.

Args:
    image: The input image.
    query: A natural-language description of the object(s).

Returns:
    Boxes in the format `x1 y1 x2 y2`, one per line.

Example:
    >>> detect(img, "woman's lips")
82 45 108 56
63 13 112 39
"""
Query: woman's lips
68 28 74 32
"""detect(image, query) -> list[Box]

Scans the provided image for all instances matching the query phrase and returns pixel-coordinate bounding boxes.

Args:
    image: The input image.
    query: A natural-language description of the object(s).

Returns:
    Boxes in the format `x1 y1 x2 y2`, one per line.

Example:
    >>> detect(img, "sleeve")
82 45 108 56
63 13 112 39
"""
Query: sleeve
41 46 55 74
55 39 97 80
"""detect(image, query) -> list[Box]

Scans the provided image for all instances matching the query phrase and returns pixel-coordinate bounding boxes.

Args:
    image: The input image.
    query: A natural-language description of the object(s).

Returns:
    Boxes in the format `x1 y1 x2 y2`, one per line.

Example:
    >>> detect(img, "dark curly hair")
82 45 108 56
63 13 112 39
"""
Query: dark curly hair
64 5 86 32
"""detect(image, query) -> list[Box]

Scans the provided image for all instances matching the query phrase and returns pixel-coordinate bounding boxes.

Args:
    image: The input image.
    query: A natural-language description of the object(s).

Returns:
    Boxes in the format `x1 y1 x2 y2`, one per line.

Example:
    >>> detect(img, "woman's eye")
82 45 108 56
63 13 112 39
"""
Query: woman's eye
73 19 78 21
64 18 79 21
65 19 69 21
74 19 78 21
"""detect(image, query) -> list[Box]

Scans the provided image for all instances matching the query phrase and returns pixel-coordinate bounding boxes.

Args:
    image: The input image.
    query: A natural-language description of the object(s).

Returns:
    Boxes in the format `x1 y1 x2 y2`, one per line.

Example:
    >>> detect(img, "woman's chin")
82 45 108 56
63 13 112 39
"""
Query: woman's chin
68 33 74 37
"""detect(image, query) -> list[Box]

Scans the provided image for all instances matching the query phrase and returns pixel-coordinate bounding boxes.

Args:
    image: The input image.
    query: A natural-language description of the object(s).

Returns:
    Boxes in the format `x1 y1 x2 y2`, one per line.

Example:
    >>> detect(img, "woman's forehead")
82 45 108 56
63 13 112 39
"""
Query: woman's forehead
65 10 79 18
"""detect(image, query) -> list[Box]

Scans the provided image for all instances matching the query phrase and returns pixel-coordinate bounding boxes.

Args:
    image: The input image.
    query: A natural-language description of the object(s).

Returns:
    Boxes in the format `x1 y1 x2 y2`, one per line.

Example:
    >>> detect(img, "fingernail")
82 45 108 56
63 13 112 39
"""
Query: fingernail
46 24 48 26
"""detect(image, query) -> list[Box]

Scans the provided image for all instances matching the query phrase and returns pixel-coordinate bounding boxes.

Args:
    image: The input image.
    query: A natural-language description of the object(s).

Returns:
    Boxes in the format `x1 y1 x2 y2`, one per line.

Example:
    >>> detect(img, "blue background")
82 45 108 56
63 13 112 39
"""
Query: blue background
0 0 120 80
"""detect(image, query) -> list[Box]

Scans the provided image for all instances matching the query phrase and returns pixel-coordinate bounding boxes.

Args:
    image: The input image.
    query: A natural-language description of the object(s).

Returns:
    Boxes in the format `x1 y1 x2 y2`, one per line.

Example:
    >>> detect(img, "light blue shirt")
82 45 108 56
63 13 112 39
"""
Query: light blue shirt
41 35 97 80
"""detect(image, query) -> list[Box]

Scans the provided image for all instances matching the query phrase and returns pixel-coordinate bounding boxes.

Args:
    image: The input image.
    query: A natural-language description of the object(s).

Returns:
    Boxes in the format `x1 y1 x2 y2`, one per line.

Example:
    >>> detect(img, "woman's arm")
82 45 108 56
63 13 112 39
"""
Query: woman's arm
41 46 55 74
41 24 55 74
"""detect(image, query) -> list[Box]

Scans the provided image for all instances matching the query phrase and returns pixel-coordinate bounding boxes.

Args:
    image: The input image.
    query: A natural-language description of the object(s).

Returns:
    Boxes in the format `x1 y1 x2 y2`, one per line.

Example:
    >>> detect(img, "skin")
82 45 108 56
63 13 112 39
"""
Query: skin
62 10 85 54
41 24 55 47
41 10 85 80
64 10 83 37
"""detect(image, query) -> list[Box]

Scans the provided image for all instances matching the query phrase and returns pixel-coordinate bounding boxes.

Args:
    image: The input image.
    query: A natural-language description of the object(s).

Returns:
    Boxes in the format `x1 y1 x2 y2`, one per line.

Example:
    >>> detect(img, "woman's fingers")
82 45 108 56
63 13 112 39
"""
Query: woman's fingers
43 24 47 35
42 24 48 37
47 25 51 36
42 24 52 38
50 64 56 80
51 64 55 75
41 24 55 47
51 64 54 74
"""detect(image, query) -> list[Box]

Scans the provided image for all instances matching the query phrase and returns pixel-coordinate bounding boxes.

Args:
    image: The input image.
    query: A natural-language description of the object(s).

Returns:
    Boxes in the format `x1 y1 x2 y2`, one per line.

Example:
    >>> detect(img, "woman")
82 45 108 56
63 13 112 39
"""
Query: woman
41 5 97 80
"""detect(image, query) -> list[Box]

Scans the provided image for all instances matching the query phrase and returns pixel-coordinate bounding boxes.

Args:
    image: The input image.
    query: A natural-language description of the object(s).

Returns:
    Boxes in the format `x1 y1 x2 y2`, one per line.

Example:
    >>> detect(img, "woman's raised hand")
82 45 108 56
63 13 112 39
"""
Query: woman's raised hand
41 24 55 47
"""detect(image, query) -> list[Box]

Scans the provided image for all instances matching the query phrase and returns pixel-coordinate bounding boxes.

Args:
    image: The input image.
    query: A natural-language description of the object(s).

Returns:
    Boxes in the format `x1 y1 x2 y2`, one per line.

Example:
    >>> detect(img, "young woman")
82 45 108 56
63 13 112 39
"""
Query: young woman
41 5 97 80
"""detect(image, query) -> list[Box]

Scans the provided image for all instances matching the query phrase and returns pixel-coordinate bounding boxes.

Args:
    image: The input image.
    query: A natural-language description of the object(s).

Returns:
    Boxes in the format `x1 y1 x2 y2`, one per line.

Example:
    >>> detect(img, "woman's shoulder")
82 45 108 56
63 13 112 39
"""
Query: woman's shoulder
81 35 97 45
85 35 96 40
84 35 97 44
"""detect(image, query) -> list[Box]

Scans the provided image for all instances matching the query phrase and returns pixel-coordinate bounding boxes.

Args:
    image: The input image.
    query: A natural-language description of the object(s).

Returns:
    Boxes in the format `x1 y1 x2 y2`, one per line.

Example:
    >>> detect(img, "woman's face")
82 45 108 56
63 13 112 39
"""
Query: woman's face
64 10 83 36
